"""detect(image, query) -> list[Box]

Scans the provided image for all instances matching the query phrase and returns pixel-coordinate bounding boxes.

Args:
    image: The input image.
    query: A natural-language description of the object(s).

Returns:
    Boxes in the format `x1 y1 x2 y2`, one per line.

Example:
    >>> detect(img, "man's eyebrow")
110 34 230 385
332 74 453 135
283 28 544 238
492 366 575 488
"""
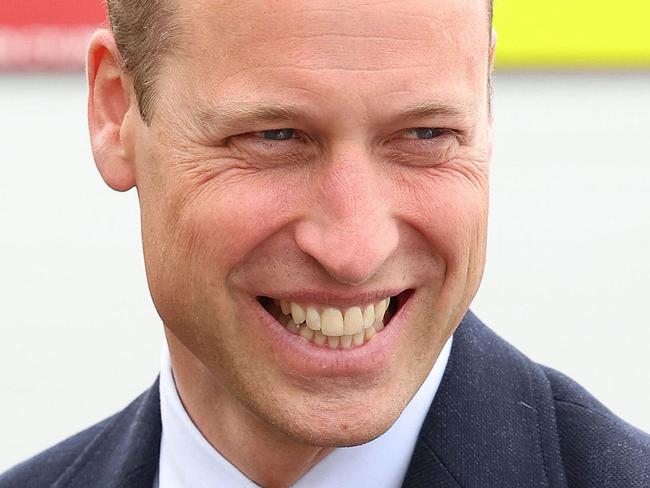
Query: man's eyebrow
397 101 473 121
196 103 305 132
193 100 473 134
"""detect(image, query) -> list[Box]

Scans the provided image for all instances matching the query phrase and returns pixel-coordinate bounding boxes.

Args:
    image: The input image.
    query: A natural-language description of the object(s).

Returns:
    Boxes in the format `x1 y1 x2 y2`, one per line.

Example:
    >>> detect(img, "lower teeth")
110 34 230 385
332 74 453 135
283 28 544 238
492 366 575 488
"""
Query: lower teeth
285 319 385 350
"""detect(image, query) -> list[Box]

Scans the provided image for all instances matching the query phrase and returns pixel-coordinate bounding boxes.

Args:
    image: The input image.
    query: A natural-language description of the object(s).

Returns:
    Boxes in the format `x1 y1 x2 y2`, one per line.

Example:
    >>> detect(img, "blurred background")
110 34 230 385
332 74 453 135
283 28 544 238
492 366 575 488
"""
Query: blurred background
1 0 649 472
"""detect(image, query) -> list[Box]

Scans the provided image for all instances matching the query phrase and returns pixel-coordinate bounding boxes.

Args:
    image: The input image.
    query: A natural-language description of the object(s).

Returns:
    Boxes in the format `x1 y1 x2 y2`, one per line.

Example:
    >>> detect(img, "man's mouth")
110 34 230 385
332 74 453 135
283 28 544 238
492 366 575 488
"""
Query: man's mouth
257 290 412 350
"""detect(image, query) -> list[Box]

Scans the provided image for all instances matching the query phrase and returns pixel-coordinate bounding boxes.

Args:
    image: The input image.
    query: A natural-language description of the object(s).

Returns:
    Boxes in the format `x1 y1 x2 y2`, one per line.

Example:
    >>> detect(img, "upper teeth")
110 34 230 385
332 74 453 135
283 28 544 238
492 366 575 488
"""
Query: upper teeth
279 298 391 337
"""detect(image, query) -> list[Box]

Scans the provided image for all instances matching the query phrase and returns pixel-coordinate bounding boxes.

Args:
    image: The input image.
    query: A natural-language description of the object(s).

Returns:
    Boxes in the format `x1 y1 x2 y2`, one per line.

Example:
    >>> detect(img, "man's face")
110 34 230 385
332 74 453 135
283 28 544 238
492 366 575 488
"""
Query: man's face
133 0 492 446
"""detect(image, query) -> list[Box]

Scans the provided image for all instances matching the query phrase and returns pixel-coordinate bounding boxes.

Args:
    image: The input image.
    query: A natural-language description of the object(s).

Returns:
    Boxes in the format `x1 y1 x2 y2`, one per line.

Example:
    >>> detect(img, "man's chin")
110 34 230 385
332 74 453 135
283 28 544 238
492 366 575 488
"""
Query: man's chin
273 402 405 449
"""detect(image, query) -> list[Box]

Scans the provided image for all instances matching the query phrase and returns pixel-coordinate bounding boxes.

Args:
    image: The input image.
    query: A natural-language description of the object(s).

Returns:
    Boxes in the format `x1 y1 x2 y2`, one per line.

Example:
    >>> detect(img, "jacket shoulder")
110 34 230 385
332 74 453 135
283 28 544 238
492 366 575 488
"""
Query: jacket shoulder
0 414 117 487
0 381 160 488
543 366 650 487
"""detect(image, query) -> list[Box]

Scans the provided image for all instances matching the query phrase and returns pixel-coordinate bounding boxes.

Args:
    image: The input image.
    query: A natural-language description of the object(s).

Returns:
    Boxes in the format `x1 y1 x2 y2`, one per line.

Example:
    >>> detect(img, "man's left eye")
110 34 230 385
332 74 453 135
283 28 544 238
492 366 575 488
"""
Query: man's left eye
404 128 445 140
255 129 296 141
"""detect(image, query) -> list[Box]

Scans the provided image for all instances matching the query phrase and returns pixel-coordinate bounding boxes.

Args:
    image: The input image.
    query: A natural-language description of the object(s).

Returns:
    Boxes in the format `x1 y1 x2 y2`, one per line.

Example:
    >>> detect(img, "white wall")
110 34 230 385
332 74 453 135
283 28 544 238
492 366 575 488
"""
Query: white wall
0 74 162 472
1 72 648 471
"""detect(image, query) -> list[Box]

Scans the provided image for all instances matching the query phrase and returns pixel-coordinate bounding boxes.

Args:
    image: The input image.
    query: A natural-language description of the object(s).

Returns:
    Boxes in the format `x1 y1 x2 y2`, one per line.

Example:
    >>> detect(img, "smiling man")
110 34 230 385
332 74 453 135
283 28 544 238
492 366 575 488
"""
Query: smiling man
2 1 650 487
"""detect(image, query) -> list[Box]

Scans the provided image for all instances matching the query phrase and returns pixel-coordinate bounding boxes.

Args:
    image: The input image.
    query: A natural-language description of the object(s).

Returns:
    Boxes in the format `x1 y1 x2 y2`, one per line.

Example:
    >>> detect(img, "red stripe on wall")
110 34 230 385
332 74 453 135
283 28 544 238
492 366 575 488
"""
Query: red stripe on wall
0 0 106 28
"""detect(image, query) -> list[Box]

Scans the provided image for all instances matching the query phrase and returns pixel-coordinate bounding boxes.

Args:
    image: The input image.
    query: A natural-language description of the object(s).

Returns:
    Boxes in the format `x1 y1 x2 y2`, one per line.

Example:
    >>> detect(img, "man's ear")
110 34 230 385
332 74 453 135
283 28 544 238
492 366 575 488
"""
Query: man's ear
487 28 497 127
489 28 497 72
87 29 137 192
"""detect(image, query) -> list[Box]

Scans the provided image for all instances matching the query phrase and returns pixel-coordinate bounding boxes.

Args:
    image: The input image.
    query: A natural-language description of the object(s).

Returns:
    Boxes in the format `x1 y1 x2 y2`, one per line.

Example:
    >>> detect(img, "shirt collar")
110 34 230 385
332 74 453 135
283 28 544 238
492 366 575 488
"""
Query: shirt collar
157 335 452 488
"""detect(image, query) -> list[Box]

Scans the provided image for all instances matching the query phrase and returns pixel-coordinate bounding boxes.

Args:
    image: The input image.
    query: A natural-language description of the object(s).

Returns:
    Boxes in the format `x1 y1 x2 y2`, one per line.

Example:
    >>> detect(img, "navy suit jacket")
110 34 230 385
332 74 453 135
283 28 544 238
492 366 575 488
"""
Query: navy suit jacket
2 311 650 487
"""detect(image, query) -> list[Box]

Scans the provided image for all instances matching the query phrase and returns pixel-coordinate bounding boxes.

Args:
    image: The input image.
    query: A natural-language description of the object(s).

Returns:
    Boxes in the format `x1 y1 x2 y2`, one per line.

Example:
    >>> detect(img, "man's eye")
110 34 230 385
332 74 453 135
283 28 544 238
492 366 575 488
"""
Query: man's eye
405 128 445 140
255 129 295 141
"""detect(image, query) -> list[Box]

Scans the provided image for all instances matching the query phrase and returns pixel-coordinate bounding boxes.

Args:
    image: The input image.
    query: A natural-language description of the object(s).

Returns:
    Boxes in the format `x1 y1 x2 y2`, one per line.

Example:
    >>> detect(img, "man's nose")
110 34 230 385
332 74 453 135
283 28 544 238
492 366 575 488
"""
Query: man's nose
294 152 399 286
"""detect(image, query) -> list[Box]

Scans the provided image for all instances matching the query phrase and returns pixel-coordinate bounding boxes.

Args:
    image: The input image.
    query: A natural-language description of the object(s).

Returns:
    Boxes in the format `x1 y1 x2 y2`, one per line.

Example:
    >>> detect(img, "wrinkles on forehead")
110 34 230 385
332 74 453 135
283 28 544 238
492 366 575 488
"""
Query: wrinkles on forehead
156 0 491 132
109 0 493 122
176 0 489 72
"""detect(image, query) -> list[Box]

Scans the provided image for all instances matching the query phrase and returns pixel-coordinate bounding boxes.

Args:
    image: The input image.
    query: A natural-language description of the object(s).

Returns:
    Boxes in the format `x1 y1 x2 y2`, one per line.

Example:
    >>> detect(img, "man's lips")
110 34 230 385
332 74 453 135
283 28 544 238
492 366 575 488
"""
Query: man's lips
246 289 415 378
257 290 411 350
254 288 409 309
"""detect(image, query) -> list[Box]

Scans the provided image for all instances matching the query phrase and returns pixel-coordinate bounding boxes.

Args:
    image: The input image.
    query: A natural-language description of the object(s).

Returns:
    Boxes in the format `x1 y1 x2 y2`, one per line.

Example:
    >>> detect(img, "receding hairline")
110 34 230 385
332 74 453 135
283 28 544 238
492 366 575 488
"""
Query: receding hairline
107 0 495 124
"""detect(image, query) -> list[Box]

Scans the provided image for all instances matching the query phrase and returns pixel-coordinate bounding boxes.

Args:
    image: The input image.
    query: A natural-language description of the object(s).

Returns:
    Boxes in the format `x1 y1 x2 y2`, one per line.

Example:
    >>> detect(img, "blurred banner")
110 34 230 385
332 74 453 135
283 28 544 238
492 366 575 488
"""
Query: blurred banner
494 0 650 67
0 0 105 70
0 0 649 71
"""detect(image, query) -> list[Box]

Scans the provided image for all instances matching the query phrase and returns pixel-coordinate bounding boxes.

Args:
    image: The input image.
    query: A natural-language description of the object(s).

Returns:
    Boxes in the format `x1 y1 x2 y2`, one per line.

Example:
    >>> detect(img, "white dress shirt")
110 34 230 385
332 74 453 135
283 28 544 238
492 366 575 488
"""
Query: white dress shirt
155 336 452 488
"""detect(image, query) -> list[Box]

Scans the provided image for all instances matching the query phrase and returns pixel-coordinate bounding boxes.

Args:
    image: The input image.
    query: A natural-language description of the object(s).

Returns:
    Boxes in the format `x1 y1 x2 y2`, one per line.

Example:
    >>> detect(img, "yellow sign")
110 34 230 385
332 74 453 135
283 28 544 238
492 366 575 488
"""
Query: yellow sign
494 0 650 67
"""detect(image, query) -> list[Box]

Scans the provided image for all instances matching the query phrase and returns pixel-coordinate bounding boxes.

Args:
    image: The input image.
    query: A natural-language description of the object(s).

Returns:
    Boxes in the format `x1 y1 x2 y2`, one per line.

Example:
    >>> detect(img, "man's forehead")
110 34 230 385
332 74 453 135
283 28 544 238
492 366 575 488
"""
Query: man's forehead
179 0 490 19
173 0 489 82
160 0 491 127
179 0 490 48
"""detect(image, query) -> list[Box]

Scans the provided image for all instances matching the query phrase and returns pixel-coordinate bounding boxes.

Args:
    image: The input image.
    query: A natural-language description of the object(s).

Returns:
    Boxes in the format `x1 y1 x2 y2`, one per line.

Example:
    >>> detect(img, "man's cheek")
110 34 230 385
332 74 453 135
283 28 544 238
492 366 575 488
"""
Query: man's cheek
416 198 486 273
168 188 288 271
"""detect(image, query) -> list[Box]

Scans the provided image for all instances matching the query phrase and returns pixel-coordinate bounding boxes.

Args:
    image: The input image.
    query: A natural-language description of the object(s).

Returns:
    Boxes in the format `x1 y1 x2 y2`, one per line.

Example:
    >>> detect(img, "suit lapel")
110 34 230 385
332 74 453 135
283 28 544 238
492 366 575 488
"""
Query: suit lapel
54 378 162 488
403 311 568 488
402 436 462 487
50 312 570 487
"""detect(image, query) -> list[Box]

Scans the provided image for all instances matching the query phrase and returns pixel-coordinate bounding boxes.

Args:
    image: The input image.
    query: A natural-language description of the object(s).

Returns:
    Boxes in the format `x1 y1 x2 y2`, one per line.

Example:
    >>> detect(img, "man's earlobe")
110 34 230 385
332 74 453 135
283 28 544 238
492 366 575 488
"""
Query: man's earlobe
87 29 137 192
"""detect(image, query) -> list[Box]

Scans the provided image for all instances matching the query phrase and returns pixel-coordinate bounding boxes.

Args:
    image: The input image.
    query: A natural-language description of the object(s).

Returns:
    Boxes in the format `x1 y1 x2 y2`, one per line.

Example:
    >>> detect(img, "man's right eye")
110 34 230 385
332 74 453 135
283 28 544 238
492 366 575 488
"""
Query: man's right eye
254 129 295 141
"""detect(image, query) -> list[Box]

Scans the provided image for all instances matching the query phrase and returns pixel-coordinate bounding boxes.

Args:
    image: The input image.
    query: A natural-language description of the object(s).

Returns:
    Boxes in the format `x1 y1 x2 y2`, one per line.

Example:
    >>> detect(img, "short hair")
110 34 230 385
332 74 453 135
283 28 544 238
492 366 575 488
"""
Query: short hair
106 0 180 124
107 0 494 124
